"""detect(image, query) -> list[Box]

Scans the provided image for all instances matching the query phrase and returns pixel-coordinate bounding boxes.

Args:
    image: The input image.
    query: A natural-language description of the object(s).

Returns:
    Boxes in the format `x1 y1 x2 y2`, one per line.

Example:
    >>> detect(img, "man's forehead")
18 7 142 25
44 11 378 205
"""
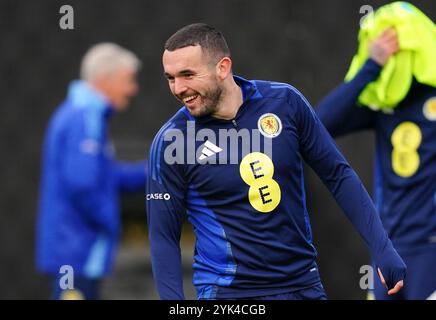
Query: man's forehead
163 45 206 73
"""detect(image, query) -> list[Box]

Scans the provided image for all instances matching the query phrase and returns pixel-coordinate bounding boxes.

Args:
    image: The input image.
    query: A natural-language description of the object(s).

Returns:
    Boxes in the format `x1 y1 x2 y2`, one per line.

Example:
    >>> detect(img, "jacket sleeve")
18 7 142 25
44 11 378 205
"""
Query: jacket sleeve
61 112 118 235
316 59 381 137
146 126 186 299
115 160 147 192
293 90 406 289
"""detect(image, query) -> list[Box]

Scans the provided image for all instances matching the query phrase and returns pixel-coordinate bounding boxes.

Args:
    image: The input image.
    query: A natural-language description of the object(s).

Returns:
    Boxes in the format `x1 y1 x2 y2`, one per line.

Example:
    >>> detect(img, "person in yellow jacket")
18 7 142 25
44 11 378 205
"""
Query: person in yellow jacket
317 2 436 300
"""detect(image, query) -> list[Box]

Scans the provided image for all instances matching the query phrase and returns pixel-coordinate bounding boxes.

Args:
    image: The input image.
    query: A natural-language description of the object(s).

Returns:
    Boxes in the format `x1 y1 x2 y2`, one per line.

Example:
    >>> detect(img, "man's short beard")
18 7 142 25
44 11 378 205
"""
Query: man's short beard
192 86 223 118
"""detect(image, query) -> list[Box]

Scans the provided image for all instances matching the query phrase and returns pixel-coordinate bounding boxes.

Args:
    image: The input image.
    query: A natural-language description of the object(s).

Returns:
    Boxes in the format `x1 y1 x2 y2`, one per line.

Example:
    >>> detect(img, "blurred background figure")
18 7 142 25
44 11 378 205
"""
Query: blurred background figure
35 43 147 300
317 2 436 300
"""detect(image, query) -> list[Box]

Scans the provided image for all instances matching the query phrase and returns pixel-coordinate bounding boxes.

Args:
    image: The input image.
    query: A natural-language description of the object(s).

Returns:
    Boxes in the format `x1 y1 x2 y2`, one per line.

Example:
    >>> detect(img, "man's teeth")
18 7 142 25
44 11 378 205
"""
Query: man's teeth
183 95 198 103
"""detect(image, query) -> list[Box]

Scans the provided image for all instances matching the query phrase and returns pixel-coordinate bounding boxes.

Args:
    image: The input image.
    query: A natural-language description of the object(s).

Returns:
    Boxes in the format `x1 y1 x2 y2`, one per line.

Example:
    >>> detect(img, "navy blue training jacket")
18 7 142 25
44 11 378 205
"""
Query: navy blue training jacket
147 76 405 299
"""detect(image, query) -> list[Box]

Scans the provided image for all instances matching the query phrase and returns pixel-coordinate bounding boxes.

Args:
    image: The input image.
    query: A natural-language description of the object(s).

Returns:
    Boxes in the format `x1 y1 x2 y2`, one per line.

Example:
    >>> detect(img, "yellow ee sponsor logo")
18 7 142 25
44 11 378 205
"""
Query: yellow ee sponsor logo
239 152 281 213
391 121 421 178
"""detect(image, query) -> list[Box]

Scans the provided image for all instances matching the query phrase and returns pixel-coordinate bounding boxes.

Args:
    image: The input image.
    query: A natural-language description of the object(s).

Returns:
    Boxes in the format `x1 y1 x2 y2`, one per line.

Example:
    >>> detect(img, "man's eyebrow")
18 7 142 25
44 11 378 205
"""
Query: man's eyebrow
164 69 195 78
178 69 195 75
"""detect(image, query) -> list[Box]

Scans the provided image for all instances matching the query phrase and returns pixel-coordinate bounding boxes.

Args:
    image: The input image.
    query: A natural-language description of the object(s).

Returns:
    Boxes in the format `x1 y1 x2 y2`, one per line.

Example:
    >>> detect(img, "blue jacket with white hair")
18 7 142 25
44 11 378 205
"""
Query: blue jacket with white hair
36 81 146 278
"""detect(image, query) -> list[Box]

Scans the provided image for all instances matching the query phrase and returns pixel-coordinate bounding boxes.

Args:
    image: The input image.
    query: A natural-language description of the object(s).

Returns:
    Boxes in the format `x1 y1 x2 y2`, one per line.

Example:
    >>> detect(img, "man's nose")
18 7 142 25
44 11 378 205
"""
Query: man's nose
173 78 187 96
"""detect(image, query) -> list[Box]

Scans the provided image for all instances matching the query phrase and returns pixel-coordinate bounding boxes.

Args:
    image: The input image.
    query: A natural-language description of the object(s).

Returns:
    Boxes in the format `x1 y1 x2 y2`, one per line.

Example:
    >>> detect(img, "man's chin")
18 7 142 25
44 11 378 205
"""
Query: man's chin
188 110 201 117
186 105 200 116
188 108 209 118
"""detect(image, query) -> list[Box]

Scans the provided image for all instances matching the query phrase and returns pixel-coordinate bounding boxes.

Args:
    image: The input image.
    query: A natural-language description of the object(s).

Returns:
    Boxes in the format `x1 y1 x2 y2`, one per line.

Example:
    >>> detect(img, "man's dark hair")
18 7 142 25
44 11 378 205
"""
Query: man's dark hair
164 23 231 63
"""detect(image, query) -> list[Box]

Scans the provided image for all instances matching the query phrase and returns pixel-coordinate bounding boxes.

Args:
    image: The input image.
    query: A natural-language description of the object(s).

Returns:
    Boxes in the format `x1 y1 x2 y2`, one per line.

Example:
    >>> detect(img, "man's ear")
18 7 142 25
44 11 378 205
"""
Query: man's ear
216 57 232 80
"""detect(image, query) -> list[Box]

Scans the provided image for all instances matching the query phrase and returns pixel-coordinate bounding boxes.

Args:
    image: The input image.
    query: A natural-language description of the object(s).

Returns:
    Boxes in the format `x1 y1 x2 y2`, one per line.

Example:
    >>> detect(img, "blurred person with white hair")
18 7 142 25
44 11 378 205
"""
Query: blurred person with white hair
36 43 147 300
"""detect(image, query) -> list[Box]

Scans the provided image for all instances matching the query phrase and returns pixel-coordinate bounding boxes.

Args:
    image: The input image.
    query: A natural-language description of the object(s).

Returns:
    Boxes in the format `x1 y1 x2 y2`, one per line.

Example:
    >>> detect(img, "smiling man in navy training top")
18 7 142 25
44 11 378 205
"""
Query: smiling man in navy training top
146 23 406 300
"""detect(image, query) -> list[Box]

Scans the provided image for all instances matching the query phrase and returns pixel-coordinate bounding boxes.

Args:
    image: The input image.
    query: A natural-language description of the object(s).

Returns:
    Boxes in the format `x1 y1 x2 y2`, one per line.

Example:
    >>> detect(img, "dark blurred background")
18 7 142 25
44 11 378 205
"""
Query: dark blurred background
0 0 434 299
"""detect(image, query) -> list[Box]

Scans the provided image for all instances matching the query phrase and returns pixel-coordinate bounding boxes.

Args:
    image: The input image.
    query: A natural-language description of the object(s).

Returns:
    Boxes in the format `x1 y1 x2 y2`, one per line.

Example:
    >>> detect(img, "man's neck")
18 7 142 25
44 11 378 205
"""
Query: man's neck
212 77 243 120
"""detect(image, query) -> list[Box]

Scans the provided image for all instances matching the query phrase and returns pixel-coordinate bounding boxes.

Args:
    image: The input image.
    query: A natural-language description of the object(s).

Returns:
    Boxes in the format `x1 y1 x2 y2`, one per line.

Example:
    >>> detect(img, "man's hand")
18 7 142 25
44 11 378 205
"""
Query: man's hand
377 267 404 295
369 27 400 66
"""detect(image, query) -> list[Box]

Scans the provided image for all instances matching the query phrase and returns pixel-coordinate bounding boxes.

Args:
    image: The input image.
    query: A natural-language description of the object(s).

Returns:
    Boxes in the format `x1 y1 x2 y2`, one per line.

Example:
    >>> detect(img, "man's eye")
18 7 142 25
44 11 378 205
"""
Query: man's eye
184 74 193 79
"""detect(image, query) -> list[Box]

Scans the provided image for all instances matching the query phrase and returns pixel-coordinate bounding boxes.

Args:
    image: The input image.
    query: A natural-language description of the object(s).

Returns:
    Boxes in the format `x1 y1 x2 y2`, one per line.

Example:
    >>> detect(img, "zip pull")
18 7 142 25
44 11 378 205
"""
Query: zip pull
232 119 237 127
